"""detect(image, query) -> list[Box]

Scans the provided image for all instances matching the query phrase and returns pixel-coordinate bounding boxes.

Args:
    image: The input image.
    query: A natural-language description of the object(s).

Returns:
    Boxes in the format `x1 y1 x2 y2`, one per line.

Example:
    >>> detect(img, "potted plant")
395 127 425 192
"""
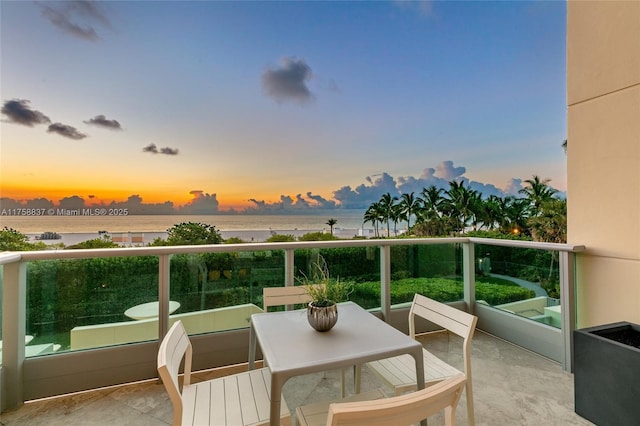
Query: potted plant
298 256 353 332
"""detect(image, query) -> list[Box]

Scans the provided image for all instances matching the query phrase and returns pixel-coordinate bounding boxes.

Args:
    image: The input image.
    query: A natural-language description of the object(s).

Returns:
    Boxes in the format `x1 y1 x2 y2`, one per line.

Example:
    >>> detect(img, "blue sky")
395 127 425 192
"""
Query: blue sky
0 0 567 213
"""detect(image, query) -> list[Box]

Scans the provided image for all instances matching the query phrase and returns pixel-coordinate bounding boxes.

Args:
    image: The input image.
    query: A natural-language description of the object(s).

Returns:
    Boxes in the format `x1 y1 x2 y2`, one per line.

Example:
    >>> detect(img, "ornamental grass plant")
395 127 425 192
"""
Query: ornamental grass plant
298 256 353 307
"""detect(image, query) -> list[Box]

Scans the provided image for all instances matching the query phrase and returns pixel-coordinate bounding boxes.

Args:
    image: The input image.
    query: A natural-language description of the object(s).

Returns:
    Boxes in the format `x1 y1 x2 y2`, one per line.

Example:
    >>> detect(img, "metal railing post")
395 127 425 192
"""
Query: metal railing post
284 249 294 287
158 254 171 341
380 245 391 321
559 251 576 372
284 248 296 310
462 241 476 314
2 261 27 410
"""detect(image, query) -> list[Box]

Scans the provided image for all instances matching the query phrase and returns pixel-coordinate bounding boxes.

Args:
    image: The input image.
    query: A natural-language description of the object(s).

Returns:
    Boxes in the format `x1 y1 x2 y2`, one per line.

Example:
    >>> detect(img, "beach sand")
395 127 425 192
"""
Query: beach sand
27 228 371 247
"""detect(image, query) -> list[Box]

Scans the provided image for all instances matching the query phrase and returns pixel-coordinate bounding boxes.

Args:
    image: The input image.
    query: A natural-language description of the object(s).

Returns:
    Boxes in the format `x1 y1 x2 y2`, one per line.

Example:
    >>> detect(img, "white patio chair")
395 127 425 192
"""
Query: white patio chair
295 388 387 426
297 374 466 426
263 285 315 312
366 294 478 425
158 320 291 426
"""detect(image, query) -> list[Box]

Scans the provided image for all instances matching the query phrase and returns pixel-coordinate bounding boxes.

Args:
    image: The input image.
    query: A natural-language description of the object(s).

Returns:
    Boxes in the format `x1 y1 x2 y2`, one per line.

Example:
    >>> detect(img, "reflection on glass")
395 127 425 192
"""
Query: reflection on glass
475 245 561 329
26 256 159 353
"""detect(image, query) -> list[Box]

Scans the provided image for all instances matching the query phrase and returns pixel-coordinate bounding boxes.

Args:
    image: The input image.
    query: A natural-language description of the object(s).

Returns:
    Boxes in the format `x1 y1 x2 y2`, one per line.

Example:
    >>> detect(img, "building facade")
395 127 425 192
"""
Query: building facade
567 0 640 326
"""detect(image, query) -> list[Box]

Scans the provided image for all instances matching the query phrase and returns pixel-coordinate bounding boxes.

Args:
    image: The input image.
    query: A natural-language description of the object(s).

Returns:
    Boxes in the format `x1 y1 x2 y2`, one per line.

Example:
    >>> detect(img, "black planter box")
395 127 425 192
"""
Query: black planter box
574 322 640 426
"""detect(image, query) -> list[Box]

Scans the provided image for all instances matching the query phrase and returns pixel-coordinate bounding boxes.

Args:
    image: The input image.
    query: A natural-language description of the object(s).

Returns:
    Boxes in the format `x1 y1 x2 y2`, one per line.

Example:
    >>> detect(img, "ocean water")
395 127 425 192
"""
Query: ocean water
0 211 368 234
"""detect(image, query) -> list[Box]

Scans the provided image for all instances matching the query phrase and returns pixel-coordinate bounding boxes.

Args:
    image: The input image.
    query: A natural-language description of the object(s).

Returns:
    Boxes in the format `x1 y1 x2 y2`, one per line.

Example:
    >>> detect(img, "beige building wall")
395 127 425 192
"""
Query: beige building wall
567 0 640 327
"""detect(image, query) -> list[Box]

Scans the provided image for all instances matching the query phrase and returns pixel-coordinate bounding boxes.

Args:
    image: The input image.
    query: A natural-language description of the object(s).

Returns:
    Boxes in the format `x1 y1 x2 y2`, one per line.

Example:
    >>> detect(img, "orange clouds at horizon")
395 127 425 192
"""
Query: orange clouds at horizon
0 185 256 210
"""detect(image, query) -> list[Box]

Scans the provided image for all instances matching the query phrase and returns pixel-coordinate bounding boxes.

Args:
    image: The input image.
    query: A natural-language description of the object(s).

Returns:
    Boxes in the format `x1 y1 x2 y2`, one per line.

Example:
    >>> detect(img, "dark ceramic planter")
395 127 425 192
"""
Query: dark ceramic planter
574 322 640 426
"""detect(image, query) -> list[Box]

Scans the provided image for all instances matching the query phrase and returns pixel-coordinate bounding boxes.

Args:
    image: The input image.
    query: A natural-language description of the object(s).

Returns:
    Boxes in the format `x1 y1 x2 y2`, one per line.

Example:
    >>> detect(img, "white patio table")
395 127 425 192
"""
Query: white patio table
249 301 426 426
124 301 180 320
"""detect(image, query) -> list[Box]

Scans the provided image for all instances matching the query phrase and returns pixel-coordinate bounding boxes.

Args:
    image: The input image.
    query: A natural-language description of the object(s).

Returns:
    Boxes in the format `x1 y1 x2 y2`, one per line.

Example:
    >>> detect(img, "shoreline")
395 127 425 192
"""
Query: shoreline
27 227 376 246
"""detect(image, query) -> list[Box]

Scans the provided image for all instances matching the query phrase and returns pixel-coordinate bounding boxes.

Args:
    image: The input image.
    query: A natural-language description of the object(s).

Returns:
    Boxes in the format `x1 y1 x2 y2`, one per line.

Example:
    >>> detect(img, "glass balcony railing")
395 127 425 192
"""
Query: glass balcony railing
474 244 562 329
0 237 584 410
6 239 572 355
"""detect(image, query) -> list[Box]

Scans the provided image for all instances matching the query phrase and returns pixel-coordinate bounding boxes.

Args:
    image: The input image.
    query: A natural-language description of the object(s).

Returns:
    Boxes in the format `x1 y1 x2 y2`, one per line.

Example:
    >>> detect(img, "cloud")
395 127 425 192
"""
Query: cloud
160 147 179 155
336 161 515 208
142 143 157 153
58 195 86 210
106 195 176 214
306 192 337 209
397 162 518 200
396 161 466 194
394 0 434 17
333 172 400 209
142 143 179 155
463 178 508 199
0 197 54 210
262 57 314 104
396 168 447 195
246 195 295 212
503 178 523 196
1 160 563 215
84 114 122 130
180 191 219 214
37 0 112 42
435 160 466 181
1 99 51 126
47 123 88 140
245 193 325 213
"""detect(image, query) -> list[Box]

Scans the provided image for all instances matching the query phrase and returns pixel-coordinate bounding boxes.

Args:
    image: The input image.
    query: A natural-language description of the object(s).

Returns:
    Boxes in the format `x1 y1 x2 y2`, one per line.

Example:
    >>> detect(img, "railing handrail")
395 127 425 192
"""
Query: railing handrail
468 237 585 252
0 252 22 265
1 236 584 262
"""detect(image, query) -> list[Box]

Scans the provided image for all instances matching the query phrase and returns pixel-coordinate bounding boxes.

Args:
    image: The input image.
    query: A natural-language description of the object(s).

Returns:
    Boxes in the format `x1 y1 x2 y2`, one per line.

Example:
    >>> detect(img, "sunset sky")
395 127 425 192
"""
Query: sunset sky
0 1 566 212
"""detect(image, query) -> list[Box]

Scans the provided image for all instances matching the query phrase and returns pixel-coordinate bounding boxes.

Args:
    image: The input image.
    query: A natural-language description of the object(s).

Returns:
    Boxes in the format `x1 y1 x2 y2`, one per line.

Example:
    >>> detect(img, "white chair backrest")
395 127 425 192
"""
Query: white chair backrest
263 285 314 311
408 294 477 341
326 374 466 426
157 320 192 426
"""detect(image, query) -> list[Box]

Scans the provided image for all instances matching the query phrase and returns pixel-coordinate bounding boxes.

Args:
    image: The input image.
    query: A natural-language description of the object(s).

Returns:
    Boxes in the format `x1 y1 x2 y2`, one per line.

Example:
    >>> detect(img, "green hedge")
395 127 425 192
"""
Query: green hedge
24 243 542 347
351 276 535 309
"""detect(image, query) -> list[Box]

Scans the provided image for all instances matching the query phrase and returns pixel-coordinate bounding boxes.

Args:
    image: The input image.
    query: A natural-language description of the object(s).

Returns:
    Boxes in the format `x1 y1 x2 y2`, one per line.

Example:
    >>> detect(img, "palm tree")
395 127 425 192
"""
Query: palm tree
529 198 567 280
529 199 566 244
363 203 383 237
399 192 420 230
519 175 558 210
390 203 403 236
378 193 399 237
494 196 512 231
476 195 502 230
325 218 338 235
418 185 444 222
444 181 479 234
503 197 531 235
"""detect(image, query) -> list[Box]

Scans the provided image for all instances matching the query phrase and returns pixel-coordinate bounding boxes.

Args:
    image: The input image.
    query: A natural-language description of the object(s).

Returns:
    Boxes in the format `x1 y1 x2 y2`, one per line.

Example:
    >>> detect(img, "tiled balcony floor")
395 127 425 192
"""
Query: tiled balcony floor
0 331 593 425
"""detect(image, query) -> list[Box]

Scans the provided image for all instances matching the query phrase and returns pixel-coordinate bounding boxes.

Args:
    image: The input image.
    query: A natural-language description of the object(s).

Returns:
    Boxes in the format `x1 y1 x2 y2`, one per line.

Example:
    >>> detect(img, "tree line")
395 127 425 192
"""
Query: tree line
0 175 566 251
363 175 566 243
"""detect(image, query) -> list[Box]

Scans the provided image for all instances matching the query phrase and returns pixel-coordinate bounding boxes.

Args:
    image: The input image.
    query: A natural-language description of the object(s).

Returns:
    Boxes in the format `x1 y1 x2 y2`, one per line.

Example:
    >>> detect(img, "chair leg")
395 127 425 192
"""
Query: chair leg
465 381 475 426
444 406 456 426
341 368 346 397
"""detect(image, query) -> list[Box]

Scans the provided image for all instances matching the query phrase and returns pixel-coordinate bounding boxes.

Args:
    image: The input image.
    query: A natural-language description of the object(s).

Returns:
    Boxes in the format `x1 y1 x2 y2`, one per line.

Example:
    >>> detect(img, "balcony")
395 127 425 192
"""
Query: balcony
0 331 592 425
1 237 585 422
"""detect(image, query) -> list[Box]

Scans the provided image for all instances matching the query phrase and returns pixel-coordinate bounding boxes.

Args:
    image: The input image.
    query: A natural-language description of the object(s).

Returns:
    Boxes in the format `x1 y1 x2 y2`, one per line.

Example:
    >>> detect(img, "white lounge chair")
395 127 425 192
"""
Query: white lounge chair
157 320 291 426
366 294 478 425
297 374 466 426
